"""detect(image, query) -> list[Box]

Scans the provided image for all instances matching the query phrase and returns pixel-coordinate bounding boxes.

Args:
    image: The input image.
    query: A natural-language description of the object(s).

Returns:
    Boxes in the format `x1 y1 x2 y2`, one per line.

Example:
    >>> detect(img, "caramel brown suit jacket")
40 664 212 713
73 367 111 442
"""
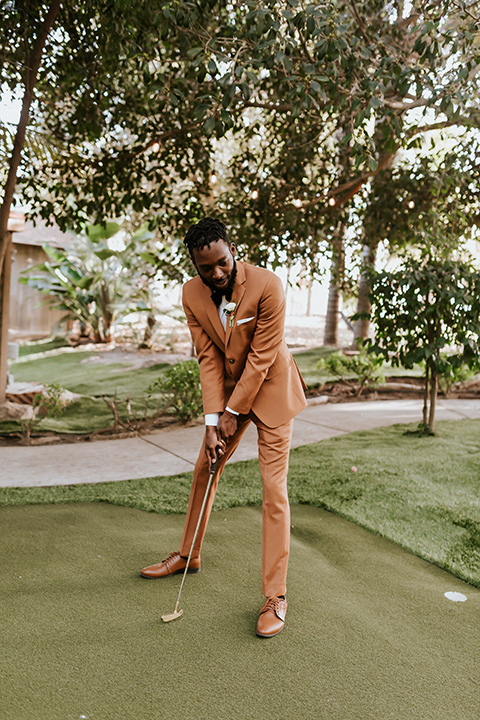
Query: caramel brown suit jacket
182 261 307 428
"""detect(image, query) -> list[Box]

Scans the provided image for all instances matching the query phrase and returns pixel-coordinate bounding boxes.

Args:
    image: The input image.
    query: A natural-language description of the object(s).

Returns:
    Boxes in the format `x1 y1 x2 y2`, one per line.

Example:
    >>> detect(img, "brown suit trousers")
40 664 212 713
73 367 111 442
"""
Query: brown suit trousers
180 413 293 598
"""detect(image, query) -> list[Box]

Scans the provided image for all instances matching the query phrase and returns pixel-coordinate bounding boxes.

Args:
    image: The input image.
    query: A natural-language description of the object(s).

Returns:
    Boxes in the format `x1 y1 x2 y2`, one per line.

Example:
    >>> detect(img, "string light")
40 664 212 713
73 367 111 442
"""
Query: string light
210 173 217 184
151 142 160 153
408 200 415 209
251 189 259 199
328 197 336 206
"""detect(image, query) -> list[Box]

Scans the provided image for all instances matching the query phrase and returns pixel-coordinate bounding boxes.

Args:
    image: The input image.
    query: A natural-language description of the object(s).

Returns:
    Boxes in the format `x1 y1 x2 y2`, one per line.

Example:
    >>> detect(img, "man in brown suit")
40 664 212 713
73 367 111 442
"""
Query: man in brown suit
141 217 306 637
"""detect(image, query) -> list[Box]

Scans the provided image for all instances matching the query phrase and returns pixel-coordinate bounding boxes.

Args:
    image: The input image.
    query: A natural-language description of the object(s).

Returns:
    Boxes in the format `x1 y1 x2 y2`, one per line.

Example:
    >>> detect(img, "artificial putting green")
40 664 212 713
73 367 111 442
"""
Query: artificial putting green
2 420 479 588
1 502 478 720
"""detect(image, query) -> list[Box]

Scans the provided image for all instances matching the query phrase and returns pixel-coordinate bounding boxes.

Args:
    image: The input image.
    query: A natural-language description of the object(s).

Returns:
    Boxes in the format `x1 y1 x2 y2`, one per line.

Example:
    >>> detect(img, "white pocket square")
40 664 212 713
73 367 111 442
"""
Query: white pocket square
236 316 255 326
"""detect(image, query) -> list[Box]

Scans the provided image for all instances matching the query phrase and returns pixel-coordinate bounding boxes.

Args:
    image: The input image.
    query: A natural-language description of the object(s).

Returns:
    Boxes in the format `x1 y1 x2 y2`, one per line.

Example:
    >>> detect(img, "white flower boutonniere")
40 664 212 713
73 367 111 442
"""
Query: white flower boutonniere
223 301 237 327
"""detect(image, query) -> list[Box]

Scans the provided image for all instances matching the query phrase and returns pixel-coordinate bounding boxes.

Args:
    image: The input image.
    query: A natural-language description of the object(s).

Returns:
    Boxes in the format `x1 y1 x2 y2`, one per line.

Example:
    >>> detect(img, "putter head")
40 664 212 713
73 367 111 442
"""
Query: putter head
161 608 183 623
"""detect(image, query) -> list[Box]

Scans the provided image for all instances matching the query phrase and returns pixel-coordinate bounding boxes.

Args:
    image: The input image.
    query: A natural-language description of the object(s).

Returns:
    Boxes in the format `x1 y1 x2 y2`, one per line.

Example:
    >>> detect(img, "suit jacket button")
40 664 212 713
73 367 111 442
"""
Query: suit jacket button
228 358 235 364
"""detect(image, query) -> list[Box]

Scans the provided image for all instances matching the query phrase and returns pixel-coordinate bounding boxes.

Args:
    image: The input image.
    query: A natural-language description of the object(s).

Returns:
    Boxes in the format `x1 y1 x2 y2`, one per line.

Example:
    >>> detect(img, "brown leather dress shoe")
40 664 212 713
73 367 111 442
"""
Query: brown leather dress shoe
140 551 201 578
256 596 287 638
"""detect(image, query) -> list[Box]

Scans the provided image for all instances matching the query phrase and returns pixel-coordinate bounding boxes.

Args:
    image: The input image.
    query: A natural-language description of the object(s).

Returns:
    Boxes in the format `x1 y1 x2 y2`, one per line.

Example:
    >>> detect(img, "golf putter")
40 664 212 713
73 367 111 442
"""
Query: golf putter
162 449 221 623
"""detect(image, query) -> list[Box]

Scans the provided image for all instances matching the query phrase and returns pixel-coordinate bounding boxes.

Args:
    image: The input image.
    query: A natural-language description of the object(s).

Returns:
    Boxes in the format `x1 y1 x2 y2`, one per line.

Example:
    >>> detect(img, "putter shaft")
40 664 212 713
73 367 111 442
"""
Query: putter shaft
161 452 220 623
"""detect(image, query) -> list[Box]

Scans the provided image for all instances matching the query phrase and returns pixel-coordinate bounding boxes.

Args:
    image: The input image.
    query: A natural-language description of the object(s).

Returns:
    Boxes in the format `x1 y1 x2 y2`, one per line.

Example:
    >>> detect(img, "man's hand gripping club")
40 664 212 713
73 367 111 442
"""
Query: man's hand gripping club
205 410 238 469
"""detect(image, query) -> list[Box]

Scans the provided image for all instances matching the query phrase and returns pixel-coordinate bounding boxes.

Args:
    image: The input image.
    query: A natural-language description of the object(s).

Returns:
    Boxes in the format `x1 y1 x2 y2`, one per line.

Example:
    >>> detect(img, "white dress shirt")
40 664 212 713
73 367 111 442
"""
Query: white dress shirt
204 296 239 426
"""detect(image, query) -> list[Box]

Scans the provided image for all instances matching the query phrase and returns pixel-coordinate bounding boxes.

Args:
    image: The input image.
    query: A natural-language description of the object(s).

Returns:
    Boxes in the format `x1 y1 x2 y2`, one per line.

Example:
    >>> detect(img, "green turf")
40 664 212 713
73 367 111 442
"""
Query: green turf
17 336 70 357
2 419 479 588
1 502 478 720
11 348 169 396
3 346 171 436
0 396 115 435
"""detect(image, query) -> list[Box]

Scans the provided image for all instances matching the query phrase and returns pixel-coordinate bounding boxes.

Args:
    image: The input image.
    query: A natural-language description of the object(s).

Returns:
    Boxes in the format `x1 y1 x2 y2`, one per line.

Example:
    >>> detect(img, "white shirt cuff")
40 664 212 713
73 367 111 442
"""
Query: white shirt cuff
225 406 239 415
204 413 219 426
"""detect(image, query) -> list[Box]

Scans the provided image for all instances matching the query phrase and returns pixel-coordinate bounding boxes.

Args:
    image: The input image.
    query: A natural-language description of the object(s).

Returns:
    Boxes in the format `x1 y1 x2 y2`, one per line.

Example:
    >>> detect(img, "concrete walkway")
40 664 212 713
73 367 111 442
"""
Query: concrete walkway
2 397 480 488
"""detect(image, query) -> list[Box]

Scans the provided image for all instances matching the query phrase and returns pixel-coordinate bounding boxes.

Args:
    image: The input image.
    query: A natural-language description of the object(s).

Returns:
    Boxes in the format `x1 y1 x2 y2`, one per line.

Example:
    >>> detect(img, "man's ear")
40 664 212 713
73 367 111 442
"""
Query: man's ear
230 242 237 257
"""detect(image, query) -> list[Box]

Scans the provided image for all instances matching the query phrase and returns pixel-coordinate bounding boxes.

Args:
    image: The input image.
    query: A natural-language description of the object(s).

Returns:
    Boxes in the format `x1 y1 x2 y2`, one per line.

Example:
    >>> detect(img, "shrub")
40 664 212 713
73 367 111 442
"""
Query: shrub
148 359 203 423
317 349 385 396
20 383 66 442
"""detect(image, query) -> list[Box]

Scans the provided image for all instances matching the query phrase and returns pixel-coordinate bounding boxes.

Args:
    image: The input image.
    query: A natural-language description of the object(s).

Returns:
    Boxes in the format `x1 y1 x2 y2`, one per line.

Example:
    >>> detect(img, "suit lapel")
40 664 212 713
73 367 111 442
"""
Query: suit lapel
199 282 225 348
225 262 246 348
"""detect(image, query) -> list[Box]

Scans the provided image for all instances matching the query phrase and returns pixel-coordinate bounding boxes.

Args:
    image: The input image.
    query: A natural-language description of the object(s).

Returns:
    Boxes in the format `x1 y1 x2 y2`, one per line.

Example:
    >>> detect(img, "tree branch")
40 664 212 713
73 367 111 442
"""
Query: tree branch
347 1 372 43
451 0 480 24
243 100 293 113
315 113 479 208
406 118 477 137
383 97 431 111
297 27 315 65
394 0 405 21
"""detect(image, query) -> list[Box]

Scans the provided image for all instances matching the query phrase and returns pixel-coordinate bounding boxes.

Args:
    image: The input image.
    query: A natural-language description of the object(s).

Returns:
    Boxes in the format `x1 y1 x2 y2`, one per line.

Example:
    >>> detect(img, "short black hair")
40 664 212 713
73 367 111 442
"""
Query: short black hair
183 217 228 255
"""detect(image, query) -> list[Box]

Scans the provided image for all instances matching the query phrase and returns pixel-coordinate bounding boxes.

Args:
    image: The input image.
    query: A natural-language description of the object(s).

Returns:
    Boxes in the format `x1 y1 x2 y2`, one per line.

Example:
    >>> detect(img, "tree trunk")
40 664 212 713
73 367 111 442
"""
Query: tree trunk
0 0 62 272
353 243 377 346
0 0 62 400
324 279 340 346
428 366 438 433
423 361 430 428
0 234 13 404
140 313 156 348
306 276 313 317
99 280 113 342
323 224 345 346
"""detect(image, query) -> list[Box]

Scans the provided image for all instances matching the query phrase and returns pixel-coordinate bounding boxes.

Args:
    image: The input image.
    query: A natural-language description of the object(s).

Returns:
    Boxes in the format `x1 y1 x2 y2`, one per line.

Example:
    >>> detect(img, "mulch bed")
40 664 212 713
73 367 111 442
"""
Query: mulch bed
306 376 480 402
0 413 184 447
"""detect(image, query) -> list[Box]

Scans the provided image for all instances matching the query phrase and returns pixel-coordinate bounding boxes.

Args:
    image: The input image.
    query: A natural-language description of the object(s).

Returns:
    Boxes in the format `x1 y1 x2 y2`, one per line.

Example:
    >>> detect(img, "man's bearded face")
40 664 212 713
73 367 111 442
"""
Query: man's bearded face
192 239 237 292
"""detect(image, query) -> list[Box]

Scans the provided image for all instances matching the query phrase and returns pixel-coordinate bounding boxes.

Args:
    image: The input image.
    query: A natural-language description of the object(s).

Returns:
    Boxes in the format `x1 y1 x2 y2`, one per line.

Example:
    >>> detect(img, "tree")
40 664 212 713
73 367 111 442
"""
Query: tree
361 142 480 432
189 1 480 346
0 0 61 272
367 256 480 433
10 1 360 231
1 0 362 397
344 1 480 343
2 1 479 401
212 120 358 345
0 0 62 402
0 0 237 399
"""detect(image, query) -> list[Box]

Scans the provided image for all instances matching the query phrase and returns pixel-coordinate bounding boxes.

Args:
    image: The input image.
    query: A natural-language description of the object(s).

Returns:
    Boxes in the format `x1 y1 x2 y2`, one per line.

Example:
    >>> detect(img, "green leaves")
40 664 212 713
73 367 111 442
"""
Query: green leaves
147 359 202 423
202 116 215 136
367 256 480 430
85 222 121 243
3 0 479 246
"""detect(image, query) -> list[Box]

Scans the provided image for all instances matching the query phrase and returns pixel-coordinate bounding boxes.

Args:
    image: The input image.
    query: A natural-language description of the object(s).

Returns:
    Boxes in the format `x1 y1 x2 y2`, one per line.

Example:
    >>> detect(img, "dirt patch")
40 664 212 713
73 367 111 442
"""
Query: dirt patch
77 345 186 370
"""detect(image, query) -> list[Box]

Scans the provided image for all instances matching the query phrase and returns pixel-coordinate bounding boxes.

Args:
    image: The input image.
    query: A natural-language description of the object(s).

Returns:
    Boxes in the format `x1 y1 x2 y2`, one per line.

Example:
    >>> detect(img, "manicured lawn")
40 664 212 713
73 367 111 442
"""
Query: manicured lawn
290 345 334 386
11 347 169 396
3 341 171 435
